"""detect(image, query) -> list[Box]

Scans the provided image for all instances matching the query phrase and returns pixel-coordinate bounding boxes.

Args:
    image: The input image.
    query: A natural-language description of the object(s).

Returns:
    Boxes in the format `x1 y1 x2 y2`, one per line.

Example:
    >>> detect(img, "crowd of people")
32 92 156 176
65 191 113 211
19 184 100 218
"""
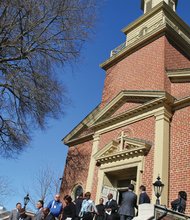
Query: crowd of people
9 184 187 220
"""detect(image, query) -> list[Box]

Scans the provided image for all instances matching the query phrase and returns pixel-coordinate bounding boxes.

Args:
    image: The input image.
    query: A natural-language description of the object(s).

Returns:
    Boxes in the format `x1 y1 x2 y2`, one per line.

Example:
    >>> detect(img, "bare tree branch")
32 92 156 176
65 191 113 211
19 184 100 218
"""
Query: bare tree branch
0 0 97 157
0 176 12 205
24 166 61 208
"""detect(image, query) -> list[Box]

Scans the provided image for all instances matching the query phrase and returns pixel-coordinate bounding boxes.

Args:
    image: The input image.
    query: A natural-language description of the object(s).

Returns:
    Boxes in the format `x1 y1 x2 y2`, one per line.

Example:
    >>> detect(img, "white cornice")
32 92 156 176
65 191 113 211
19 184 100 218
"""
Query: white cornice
100 2 190 70
94 137 151 165
123 2 186 35
63 105 100 144
63 91 175 146
87 90 170 127
63 133 93 146
90 92 175 130
167 69 190 82
173 96 190 111
123 2 165 34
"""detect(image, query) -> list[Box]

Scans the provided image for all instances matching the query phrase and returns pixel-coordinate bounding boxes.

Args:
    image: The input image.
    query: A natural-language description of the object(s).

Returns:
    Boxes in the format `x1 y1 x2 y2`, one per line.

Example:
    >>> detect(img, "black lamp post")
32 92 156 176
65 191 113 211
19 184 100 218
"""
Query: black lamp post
24 193 30 208
153 176 164 205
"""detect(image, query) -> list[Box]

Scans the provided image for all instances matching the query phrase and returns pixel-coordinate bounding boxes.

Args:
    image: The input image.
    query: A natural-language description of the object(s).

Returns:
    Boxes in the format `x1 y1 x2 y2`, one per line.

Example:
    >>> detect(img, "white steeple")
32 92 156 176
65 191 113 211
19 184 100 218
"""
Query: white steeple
141 0 178 13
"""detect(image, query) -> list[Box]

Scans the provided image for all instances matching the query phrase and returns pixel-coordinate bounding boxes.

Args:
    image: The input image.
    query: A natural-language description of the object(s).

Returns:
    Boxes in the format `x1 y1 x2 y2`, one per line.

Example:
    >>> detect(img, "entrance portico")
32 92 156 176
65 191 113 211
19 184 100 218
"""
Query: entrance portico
102 167 137 205
93 136 151 204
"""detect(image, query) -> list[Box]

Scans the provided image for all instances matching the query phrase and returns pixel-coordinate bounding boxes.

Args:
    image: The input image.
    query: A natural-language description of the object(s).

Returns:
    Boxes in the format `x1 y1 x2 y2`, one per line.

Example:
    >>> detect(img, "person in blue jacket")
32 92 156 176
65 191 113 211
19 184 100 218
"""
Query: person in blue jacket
47 194 63 219
138 185 150 204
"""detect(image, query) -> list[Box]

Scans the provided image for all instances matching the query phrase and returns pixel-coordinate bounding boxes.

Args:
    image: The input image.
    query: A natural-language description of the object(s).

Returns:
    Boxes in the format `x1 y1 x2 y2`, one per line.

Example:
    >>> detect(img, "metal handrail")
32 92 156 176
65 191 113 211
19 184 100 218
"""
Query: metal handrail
110 42 126 57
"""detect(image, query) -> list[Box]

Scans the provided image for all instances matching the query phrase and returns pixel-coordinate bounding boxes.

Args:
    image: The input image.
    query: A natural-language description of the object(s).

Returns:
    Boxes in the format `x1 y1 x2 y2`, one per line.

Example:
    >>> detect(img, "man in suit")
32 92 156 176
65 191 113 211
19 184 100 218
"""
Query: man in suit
74 193 83 220
138 185 150 204
9 202 22 220
118 184 138 220
18 208 32 220
34 200 44 220
105 193 118 220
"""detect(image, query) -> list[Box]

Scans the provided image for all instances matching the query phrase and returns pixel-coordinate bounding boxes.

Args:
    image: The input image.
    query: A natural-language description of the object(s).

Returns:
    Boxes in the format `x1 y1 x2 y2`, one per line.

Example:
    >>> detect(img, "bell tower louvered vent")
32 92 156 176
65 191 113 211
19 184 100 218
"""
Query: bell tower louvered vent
146 0 152 13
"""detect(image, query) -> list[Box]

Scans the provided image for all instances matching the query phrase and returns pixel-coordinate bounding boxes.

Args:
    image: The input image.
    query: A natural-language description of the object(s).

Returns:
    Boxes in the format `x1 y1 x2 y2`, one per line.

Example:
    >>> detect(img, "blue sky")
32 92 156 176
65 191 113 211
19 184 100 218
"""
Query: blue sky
0 0 190 211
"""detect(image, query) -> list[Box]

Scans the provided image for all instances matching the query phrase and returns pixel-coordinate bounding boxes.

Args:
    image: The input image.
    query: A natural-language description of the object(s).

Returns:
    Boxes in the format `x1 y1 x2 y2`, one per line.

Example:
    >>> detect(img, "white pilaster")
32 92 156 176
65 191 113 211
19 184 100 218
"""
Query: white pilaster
95 169 104 204
152 107 172 205
85 134 100 192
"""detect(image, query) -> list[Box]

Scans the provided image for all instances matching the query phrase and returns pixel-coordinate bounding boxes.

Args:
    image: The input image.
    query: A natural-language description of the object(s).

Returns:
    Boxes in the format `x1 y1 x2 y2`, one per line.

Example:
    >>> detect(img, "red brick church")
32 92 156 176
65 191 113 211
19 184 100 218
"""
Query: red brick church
61 0 190 214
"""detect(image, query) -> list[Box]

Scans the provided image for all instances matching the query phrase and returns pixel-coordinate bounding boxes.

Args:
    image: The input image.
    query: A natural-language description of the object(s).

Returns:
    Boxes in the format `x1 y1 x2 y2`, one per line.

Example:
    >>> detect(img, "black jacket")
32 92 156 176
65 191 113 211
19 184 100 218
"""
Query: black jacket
139 192 150 204
171 198 186 213
105 199 118 214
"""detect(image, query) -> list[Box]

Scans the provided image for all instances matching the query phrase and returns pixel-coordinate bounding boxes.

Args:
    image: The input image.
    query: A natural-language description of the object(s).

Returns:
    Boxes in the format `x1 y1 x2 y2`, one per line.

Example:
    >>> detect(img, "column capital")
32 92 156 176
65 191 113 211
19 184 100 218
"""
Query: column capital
93 133 100 142
154 108 172 122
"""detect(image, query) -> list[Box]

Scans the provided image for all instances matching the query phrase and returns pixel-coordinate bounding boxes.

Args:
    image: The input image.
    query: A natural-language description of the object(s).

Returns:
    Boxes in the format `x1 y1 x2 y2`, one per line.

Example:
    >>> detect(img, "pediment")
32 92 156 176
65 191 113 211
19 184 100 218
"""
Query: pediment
63 90 175 145
88 90 171 127
63 105 100 145
94 137 152 164
94 140 120 159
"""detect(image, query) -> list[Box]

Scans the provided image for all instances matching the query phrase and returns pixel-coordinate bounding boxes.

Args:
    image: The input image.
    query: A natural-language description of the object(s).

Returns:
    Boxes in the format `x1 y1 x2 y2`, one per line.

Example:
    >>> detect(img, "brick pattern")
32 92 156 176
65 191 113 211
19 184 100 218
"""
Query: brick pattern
99 117 154 149
169 106 190 213
171 83 190 99
101 37 166 109
165 37 190 99
62 27 190 215
96 117 155 198
165 38 190 70
91 165 99 201
60 141 93 196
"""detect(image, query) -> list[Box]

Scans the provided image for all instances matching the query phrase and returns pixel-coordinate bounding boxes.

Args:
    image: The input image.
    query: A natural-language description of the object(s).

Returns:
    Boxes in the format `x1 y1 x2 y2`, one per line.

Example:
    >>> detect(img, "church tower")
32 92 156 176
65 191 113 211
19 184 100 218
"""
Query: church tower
61 0 190 215
141 0 178 14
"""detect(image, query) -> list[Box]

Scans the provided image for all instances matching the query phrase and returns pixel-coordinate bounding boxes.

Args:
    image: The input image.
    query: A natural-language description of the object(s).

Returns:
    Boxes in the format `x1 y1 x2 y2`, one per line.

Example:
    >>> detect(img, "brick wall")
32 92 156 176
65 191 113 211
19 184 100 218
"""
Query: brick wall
60 141 93 196
62 27 190 214
101 37 166 109
165 38 190 70
171 83 190 99
165 37 190 99
169 106 190 213
95 117 155 198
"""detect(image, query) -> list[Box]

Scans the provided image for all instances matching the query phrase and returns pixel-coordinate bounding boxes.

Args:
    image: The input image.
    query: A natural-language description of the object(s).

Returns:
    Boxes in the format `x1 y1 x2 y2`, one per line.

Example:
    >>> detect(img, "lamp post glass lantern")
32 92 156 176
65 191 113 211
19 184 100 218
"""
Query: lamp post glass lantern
153 176 164 205
24 193 30 208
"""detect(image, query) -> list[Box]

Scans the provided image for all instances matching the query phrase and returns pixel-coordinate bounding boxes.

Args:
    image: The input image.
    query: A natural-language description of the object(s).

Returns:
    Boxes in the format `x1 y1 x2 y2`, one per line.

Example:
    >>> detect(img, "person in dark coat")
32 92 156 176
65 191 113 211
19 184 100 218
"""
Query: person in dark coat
171 191 187 213
95 198 105 220
34 200 44 220
118 184 138 220
43 208 55 220
9 202 22 220
74 193 84 220
104 193 118 220
62 195 76 220
18 208 32 220
138 185 150 204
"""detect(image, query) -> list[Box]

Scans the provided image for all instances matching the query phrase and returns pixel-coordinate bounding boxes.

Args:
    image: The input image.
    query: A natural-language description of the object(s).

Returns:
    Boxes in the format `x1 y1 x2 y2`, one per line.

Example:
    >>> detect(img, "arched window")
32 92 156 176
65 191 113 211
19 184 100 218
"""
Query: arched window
74 185 83 199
